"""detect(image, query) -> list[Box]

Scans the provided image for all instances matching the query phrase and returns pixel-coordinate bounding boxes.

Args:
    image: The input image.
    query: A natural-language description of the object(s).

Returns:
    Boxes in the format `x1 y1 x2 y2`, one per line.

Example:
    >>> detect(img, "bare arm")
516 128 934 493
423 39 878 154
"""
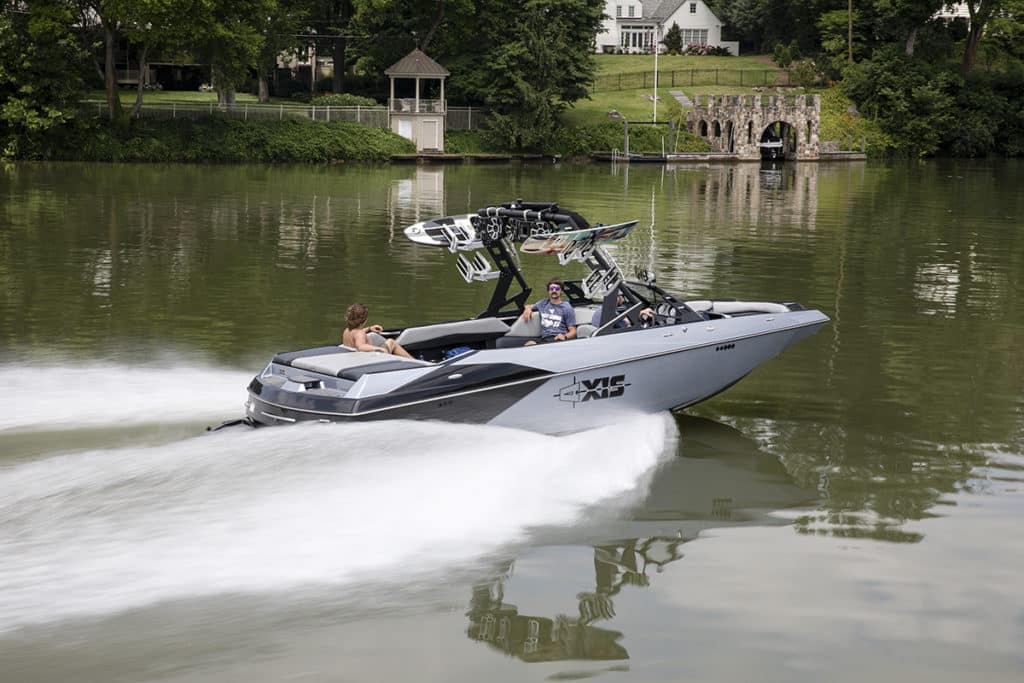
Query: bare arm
351 329 386 353
556 325 577 342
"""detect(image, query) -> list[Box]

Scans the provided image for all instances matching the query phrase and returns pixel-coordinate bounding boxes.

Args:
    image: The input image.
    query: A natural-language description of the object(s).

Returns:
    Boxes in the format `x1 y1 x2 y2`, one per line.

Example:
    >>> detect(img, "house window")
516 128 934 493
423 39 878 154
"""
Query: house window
690 2 697 12
628 5 635 17
681 28 709 44
616 5 622 17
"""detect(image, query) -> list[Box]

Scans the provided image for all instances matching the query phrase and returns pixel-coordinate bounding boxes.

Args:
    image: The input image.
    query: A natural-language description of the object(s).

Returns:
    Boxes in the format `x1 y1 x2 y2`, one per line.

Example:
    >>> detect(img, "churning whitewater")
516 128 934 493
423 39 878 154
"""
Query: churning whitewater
0 362 253 433
0 365 677 631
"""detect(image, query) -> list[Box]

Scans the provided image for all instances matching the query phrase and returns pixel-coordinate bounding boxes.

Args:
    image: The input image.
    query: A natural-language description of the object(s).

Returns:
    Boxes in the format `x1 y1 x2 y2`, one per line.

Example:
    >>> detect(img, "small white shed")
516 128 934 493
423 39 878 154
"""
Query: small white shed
385 49 450 153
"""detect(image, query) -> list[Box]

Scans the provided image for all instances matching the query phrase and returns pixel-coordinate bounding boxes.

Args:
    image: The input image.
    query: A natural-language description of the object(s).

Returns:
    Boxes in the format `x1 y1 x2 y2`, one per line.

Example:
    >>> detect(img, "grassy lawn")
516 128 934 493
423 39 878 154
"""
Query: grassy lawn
595 53 777 74
565 54 792 127
85 90 294 104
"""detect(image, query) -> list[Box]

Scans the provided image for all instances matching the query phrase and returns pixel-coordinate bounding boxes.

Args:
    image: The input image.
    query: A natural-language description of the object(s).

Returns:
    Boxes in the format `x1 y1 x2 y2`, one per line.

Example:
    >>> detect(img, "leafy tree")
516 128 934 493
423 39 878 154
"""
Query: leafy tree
467 0 604 150
772 39 800 68
110 0 196 118
307 0 354 93
865 0 947 57
348 0 475 80
255 0 306 101
191 0 274 106
962 0 1004 73
662 22 683 54
0 1 86 157
842 47 956 156
817 9 860 78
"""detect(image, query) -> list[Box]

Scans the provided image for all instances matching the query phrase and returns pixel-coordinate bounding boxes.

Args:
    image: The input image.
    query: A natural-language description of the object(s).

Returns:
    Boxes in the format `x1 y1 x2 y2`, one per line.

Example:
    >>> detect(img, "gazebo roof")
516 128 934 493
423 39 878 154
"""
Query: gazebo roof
384 49 450 78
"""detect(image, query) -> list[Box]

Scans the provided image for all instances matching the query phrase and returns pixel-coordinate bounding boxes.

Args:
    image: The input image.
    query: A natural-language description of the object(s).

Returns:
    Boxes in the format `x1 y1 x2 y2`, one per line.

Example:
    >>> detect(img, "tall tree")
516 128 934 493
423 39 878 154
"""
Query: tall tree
255 0 305 101
466 0 604 149
962 0 1004 72
0 0 86 157
867 0 947 57
191 0 272 106
308 0 354 93
78 0 124 120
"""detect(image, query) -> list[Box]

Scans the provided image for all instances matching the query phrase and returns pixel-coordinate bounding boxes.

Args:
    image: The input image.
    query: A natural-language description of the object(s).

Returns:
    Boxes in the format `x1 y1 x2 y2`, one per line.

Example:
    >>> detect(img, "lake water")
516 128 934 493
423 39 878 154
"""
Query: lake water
1 159 1022 682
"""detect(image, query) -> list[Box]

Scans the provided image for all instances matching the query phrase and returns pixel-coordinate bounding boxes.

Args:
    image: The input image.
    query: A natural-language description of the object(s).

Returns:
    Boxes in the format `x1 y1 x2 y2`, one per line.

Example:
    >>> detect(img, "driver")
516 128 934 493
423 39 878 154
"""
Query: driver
592 292 654 329
522 277 577 345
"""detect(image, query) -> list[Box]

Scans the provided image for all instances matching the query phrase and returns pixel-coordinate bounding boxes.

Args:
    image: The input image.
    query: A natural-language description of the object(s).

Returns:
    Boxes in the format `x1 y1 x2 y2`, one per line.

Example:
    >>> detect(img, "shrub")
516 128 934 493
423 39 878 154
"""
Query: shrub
789 58 822 88
45 118 415 162
312 93 379 107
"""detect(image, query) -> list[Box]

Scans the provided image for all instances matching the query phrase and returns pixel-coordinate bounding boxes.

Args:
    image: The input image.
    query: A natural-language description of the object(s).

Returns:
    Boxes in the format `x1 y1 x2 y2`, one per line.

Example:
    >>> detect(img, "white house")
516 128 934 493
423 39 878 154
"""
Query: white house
596 0 739 55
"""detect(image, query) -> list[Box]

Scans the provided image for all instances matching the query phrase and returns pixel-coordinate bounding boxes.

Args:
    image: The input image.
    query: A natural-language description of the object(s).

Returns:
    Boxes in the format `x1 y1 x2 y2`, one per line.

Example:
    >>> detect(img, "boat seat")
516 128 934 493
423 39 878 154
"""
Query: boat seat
496 306 597 347
273 345 352 365
290 351 431 377
685 300 790 315
394 318 510 349
337 360 430 382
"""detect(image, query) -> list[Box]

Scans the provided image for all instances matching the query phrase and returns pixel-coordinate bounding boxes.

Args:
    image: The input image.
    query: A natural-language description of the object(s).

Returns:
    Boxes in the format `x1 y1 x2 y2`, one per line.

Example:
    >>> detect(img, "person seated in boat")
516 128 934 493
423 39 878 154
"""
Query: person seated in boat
521 278 577 345
591 293 655 329
343 303 415 359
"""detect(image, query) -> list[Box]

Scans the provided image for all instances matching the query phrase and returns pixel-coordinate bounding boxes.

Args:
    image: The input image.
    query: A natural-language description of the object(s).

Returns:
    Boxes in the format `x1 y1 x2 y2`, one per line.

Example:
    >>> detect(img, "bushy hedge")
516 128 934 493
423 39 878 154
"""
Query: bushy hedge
817 87 893 157
312 93 380 107
39 117 414 162
546 120 709 157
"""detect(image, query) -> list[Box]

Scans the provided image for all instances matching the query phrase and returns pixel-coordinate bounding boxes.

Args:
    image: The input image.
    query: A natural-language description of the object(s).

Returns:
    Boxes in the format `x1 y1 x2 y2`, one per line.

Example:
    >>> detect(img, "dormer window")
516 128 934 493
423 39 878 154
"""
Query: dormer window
690 3 697 12
628 5 635 17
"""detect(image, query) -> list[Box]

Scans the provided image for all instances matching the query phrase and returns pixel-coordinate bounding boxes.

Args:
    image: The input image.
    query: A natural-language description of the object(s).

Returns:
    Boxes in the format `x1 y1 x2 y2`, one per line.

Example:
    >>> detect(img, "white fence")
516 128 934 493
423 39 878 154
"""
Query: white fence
79 100 487 130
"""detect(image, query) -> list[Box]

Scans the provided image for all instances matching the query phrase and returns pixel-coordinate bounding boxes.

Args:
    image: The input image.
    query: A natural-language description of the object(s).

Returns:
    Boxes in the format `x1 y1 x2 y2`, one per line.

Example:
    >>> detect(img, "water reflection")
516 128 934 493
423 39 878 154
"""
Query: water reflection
466 416 815 663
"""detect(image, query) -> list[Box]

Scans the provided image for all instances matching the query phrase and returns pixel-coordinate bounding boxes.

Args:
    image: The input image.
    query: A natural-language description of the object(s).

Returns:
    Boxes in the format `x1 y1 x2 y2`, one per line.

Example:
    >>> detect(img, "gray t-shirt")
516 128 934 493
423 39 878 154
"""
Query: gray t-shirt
532 299 576 337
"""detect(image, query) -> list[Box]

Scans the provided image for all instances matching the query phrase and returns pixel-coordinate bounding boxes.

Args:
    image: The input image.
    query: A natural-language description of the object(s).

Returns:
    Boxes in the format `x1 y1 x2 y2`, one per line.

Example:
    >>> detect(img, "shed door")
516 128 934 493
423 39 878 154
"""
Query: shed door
398 119 413 141
421 120 439 150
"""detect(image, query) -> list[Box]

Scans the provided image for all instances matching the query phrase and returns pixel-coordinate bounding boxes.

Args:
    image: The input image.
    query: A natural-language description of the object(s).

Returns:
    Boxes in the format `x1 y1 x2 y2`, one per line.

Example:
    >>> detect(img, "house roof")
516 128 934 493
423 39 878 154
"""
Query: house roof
645 0 684 21
384 49 450 78
639 0 719 22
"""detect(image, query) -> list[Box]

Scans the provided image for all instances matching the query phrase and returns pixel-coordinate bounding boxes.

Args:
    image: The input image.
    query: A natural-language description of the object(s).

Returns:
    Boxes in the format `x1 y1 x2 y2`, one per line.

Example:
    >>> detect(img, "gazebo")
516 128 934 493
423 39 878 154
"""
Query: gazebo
384 49 450 153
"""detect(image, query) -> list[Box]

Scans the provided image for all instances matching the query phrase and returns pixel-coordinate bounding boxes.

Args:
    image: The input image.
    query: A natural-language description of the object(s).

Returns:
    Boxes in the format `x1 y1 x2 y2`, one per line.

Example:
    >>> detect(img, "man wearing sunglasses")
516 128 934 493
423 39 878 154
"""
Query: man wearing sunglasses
521 277 577 345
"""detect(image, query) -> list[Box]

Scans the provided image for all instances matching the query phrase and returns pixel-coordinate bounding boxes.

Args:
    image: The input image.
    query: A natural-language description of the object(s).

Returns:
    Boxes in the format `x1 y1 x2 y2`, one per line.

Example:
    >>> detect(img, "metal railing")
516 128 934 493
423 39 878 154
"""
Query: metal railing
389 97 446 113
79 100 487 130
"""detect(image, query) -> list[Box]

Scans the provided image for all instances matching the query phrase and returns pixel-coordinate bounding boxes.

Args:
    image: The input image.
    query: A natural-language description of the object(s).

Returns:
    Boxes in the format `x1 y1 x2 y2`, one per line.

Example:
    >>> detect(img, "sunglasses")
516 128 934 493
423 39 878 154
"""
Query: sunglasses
548 285 562 292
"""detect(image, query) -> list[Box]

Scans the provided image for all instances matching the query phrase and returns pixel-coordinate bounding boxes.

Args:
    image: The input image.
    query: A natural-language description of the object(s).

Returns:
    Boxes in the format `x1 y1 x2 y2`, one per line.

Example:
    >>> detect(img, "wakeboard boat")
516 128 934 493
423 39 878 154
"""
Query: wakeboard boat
241 200 828 433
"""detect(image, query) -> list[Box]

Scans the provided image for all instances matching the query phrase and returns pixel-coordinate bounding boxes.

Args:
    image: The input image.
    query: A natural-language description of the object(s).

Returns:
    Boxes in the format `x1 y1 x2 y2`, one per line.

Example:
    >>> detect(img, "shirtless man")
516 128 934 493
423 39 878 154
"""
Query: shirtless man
342 303 414 358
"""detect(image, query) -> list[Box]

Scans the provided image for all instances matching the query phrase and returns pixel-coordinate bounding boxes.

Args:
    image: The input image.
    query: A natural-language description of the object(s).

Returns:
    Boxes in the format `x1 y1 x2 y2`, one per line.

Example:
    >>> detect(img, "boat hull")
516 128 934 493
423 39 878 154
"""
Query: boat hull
245 310 827 434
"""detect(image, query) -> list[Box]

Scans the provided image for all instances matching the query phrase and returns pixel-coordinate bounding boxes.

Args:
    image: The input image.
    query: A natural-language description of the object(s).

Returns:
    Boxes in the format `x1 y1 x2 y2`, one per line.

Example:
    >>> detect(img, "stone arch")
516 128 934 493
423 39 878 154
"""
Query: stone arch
747 120 753 144
713 121 721 137
699 120 708 137
761 120 798 159
725 121 735 153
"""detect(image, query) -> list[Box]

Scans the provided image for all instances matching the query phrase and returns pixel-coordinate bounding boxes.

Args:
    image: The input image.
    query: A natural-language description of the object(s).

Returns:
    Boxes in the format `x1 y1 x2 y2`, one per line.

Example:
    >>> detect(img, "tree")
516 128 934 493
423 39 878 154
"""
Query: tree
662 22 683 54
466 0 604 150
111 0 194 118
307 0 354 93
0 1 86 157
962 0 1004 73
191 0 273 106
77 0 124 120
255 0 305 102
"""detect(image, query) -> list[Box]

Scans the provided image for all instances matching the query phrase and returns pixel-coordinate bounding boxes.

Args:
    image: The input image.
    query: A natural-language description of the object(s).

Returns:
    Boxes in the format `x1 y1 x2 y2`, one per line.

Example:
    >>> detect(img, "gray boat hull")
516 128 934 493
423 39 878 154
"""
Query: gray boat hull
246 309 827 434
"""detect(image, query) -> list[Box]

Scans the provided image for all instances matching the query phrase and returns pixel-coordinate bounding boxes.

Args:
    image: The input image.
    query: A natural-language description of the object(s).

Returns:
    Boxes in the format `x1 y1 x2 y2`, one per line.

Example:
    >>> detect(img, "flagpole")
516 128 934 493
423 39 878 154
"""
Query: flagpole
653 26 660 122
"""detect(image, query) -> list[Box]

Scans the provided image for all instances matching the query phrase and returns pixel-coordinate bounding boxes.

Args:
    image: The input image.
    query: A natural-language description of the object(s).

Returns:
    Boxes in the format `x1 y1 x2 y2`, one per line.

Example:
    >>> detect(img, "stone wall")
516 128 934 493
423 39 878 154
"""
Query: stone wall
686 94 821 160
